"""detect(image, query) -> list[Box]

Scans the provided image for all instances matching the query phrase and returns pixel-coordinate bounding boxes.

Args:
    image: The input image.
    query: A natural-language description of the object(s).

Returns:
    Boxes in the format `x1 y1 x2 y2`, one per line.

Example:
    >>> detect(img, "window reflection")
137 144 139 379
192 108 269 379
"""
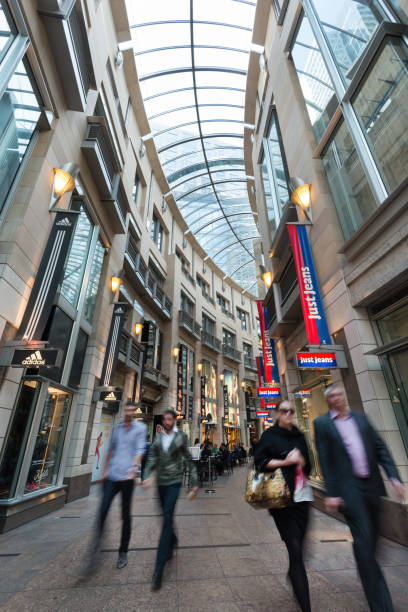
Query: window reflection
352 36 408 195
291 14 337 141
60 207 93 307
0 1 15 62
84 239 104 322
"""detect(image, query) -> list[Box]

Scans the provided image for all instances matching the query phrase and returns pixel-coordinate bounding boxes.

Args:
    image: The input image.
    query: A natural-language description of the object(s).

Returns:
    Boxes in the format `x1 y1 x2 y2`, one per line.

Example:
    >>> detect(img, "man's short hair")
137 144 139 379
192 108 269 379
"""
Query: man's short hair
324 384 345 400
163 409 177 419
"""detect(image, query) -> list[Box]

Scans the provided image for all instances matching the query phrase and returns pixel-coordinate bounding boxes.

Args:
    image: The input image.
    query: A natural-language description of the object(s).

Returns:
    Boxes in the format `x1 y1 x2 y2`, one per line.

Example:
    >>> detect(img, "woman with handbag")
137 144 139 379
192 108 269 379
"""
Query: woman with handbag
254 400 313 612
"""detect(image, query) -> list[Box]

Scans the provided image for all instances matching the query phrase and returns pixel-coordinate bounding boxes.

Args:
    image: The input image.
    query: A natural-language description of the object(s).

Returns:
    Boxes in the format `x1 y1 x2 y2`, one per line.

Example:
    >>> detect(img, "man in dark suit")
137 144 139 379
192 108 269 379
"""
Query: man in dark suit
314 384 405 612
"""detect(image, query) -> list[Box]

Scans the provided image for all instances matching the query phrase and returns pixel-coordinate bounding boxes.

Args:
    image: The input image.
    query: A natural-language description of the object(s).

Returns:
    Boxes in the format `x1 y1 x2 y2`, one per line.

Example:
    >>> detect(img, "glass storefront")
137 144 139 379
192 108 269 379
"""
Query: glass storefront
91 410 115 482
0 381 72 499
293 371 332 483
25 387 72 493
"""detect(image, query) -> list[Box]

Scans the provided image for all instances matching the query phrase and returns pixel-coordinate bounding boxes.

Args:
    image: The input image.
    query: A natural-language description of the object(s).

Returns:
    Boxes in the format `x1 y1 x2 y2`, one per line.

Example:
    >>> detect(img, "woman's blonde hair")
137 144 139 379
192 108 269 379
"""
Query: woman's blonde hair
274 399 292 425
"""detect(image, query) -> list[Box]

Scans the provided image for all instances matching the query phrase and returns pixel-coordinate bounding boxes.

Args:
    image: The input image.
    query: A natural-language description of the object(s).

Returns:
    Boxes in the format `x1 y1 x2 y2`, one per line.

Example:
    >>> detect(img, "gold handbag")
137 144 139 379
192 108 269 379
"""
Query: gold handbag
245 469 291 510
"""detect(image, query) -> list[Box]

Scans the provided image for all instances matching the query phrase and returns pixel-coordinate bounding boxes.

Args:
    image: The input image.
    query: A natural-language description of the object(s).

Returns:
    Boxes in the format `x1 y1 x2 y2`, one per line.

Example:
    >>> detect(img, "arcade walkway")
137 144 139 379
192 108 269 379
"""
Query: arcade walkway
0 468 407 611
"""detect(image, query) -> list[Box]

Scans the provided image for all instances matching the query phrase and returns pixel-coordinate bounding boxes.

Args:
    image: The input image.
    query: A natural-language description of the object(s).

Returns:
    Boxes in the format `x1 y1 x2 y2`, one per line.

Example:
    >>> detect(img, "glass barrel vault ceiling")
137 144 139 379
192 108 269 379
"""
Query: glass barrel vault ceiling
124 0 259 293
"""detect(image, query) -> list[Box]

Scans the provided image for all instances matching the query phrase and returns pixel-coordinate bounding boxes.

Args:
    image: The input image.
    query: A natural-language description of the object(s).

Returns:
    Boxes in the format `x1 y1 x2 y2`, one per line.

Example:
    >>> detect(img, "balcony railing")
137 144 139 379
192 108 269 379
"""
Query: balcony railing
222 306 235 320
244 355 257 371
181 266 195 286
201 330 222 353
124 242 173 320
202 289 215 306
222 344 242 363
144 364 170 388
81 117 120 199
179 310 201 340
118 331 142 371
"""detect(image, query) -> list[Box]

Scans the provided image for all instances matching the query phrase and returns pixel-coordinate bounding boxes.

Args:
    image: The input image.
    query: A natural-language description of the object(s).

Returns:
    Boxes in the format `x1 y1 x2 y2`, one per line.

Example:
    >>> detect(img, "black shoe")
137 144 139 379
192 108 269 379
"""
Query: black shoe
151 572 162 591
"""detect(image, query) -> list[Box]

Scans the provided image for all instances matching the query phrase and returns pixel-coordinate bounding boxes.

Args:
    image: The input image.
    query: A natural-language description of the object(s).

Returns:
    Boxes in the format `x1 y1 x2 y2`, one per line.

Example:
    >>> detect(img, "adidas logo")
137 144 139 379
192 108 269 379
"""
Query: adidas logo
105 392 117 401
22 351 46 366
115 307 124 314
56 217 71 227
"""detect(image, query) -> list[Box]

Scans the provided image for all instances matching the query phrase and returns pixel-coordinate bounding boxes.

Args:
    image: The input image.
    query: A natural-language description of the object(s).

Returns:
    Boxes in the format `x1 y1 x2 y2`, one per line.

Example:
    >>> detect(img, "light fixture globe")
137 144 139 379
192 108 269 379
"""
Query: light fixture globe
290 177 311 209
110 276 122 292
262 271 272 288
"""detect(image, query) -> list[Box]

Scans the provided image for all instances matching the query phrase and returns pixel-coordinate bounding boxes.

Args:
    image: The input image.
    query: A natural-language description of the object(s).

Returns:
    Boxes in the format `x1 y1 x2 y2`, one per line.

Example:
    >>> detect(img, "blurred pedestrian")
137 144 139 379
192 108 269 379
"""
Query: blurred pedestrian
314 384 405 612
88 403 147 571
143 410 199 591
255 400 312 612
141 434 151 479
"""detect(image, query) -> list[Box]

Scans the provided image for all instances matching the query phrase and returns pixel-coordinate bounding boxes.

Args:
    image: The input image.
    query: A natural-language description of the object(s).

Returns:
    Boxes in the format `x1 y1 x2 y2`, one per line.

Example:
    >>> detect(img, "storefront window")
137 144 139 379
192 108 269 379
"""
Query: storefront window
293 372 332 482
352 36 408 195
291 13 337 141
310 0 388 83
83 239 104 322
188 349 194 392
202 360 217 422
25 387 72 493
261 152 277 236
377 302 408 344
68 329 88 389
0 2 15 62
37 306 73 382
0 380 40 499
322 120 376 240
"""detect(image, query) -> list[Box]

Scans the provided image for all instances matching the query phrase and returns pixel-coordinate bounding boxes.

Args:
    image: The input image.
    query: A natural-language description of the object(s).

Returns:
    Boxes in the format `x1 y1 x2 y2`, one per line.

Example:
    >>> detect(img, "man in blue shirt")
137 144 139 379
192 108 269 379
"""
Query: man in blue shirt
96 403 147 569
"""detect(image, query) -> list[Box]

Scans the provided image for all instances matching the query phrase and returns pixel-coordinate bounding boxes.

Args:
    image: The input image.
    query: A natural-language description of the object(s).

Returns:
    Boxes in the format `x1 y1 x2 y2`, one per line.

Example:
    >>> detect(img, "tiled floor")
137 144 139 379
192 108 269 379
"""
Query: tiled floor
0 468 407 611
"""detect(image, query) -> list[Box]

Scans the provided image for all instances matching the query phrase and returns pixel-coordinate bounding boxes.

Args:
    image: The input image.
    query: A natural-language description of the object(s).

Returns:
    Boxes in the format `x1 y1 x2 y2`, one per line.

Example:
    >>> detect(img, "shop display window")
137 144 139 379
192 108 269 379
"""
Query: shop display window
24 387 72 494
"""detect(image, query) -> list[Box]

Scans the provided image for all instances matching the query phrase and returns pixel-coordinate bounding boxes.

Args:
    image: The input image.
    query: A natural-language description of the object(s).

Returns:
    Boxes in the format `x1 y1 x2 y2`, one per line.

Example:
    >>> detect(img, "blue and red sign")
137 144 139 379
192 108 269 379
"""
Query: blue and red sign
256 411 270 418
288 224 331 345
257 387 281 398
257 301 280 383
296 352 337 368
294 389 311 398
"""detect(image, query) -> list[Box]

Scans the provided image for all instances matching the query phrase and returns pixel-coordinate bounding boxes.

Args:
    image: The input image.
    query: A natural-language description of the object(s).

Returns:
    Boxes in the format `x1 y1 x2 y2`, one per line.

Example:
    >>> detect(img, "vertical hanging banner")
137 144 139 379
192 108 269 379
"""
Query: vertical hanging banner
257 301 280 383
176 360 184 417
100 303 128 387
200 376 206 419
256 356 265 409
287 224 331 345
223 385 229 419
17 211 79 342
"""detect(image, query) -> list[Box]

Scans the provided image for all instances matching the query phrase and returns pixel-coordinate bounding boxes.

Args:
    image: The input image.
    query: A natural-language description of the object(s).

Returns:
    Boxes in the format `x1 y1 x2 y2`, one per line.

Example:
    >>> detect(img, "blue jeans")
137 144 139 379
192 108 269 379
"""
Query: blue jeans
99 479 134 553
155 482 181 575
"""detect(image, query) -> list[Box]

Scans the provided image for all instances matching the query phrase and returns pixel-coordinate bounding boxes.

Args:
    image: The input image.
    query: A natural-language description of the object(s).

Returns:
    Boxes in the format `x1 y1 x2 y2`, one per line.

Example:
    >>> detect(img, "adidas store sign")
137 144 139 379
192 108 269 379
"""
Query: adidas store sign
55 217 72 227
11 348 62 368
100 389 123 403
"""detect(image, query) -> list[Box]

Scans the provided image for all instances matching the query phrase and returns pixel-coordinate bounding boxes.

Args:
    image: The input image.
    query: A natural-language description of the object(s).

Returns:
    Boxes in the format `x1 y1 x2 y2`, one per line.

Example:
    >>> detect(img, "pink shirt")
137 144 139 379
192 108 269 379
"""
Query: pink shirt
330 409 370 478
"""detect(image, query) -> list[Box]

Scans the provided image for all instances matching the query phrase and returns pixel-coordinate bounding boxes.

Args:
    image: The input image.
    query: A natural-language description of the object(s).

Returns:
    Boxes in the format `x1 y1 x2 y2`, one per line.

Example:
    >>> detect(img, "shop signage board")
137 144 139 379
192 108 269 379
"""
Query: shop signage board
200 376 206 419
99 389 123 403
256 411 270 417
100 303 128 387
176 360 184 417
265 402 277 409
257 387 281 398
287 224 331 346
223 384 229 419
16 211 79 342
256 301 280 383
296 352 337 368
10 348 62 368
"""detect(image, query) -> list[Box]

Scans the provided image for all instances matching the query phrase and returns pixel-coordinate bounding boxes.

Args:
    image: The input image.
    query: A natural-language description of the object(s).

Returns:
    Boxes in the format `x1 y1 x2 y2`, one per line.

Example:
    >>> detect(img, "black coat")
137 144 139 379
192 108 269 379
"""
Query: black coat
254 425 311 497
314 410 400 503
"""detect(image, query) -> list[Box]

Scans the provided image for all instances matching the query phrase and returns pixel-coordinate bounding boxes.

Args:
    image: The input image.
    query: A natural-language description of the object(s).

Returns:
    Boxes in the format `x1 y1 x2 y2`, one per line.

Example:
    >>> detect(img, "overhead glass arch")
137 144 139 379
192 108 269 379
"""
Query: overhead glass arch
124 0 259 292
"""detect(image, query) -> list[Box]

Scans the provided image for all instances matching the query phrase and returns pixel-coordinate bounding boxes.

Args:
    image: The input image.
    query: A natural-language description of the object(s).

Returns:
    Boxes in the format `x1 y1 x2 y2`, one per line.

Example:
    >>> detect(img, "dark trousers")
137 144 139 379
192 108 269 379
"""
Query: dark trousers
271 502 311 612
99 479 134 553
343 480 393 612
155 482 181 575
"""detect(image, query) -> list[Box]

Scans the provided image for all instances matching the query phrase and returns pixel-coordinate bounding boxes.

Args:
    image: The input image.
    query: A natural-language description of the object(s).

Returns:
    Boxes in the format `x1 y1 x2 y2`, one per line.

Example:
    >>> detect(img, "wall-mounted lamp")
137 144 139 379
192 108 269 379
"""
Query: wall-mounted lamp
290 177 312 222
241 381 246 389
262 271 273 289
50 163 79 209
134 323 143 336
172 346 180 359
111 276 122 293
219 373 225 383
197 362 203 373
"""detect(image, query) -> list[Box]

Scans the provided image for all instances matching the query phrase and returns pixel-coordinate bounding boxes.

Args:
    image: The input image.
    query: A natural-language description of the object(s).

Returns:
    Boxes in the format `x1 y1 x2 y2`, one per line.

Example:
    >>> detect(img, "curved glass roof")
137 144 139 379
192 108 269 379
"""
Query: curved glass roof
124 0 259 292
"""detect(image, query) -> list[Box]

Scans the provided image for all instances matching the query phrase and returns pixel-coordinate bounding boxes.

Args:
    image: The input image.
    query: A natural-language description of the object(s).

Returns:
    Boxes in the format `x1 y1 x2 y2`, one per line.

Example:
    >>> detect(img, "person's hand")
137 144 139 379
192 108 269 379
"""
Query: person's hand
285 448 302 465
390 478 405 501
142 477 153 490
324 497 344 513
